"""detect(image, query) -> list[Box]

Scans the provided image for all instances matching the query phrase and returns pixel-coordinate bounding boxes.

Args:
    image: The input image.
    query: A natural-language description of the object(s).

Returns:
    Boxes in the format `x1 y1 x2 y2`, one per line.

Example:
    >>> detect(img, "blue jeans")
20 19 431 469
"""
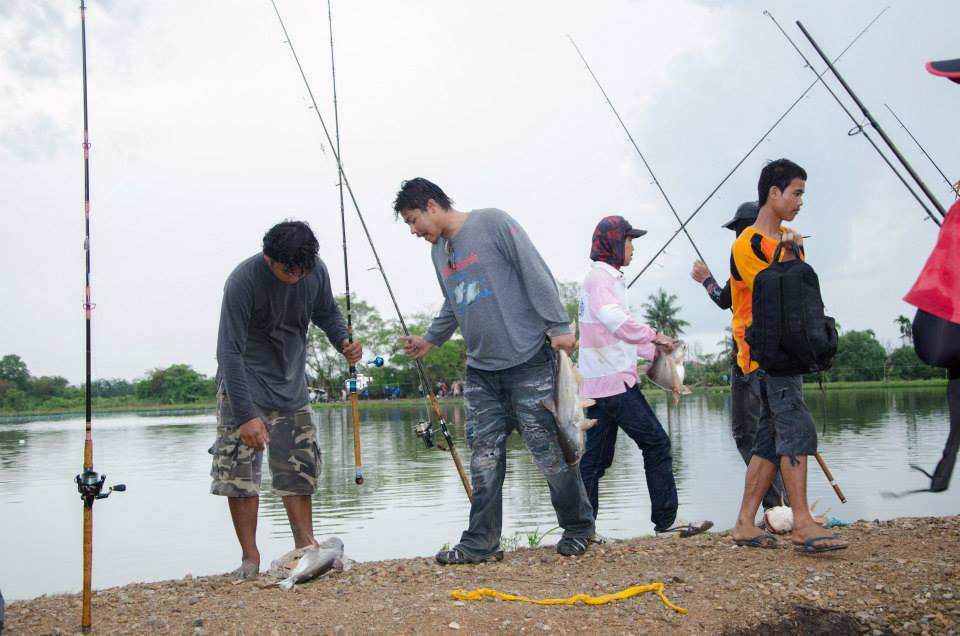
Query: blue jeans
456 343 595 557
580 383 678 532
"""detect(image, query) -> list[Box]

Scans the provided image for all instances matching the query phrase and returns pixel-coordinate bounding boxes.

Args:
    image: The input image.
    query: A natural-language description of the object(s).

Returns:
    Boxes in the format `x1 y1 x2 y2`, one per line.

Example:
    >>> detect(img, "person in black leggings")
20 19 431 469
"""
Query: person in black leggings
912 309 960 492
903 58 960 493
691 201 788 510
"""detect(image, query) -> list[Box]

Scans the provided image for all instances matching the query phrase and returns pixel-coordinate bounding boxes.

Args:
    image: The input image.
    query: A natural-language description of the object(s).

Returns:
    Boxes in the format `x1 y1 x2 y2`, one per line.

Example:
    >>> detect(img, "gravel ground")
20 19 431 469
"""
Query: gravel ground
5 516 959 636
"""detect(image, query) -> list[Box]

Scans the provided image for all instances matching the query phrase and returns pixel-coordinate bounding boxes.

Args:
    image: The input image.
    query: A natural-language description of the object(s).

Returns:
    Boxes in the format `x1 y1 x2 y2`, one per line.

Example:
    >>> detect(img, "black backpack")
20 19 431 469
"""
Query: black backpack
745 242 838 376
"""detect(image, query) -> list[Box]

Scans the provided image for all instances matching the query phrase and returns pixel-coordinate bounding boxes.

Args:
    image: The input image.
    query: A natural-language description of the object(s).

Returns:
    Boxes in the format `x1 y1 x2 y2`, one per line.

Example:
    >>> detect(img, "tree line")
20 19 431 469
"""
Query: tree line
0 355 215 412
683 316 945 386
0 283 943 413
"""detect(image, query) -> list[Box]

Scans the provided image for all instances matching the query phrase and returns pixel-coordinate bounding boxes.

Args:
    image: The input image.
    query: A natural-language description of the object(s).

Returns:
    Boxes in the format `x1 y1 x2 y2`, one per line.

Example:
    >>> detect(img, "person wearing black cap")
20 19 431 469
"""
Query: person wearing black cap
691 201 758 310
690 202 788 514
578 215 712 539
902 57 960 493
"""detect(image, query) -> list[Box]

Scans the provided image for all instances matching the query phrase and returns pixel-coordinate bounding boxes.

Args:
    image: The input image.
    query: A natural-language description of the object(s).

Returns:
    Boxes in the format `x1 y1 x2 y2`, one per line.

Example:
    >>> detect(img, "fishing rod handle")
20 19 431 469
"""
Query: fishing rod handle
427 392 473 501
831 483 847 504
815 452 846 504
351 393 363 484
449 445 474 503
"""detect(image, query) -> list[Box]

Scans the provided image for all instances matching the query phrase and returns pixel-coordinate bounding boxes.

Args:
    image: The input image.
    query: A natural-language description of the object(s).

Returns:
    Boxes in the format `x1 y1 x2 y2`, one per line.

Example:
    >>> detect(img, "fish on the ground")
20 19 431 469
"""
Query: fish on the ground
543 349 597 465
763 505 794 534
645 341 691 404
762 501 848 534
271 537 349 591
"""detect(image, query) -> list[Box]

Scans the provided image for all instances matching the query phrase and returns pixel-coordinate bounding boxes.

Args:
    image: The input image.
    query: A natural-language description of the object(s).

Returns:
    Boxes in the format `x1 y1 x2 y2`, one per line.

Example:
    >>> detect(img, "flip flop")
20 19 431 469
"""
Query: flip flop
733 533 778 549
794 535 848 554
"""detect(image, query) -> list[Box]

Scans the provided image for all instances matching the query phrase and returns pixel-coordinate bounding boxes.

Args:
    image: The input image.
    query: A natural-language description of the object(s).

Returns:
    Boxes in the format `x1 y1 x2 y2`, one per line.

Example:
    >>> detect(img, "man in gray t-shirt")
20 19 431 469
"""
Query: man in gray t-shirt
210 221 362 577
395 178 595 563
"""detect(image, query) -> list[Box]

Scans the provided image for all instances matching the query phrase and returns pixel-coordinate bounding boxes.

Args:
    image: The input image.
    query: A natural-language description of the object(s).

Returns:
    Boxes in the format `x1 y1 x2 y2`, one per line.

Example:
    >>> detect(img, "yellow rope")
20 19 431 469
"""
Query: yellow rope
450 582 687 614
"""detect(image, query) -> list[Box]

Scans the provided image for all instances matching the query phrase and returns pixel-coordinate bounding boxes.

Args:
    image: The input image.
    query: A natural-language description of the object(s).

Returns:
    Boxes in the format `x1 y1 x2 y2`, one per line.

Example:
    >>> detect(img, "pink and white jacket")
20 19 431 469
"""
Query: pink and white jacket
578 261 658 399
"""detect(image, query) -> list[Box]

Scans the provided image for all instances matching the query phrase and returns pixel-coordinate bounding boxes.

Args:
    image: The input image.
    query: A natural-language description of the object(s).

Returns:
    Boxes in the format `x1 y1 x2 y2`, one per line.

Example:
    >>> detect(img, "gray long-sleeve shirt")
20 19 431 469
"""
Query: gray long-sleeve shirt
424 208 571 371
215 253 348 424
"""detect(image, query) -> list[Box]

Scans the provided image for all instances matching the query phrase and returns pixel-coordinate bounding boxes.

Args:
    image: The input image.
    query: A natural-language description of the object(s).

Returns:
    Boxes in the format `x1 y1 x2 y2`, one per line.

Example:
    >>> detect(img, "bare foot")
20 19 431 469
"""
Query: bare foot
231 559 259 579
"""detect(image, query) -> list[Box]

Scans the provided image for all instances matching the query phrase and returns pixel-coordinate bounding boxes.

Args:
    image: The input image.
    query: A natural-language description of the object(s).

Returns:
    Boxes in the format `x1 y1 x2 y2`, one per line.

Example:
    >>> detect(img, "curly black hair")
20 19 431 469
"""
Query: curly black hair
392 177 453 218
262 221 319 272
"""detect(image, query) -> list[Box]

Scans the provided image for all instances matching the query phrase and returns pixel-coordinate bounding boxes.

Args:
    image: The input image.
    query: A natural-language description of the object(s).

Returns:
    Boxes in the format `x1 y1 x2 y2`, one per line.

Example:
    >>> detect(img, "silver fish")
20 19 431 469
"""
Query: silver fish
645 341 691 404
276 536 346 591
543 350 597 465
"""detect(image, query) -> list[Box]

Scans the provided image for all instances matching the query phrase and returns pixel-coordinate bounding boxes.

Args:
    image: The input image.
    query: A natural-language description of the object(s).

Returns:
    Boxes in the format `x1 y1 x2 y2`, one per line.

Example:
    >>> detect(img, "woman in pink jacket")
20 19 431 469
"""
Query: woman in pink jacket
578 215 712 538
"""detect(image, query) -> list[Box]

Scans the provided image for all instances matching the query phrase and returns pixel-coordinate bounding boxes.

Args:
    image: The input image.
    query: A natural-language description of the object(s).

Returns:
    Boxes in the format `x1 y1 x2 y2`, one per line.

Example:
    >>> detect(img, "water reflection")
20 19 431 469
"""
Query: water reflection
0 388 956 601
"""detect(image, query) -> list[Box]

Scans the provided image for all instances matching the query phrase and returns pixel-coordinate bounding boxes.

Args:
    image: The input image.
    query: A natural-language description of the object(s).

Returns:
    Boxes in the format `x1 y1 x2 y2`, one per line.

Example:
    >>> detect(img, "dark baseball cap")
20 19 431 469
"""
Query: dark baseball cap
595 215 647 238
721 201 759 230
927 58 960 84
623 218 647 238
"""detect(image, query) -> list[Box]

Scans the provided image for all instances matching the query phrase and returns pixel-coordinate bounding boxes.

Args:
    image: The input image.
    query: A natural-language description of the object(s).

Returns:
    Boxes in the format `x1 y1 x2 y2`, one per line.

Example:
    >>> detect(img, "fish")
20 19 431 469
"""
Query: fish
543 349 597 465
275 536 348 591
762 500 845 534
645 340 691 404
763 505 794 534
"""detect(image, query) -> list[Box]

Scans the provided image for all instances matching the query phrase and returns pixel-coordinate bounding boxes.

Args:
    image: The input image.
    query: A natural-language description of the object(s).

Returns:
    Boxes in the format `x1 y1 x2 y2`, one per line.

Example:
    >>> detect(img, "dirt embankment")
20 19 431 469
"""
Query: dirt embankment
6 516 959 636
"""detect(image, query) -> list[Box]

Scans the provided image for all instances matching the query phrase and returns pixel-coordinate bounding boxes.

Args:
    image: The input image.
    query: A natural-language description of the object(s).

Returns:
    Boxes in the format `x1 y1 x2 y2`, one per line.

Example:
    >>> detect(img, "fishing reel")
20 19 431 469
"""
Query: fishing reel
414 419 435 449
75 469 126 508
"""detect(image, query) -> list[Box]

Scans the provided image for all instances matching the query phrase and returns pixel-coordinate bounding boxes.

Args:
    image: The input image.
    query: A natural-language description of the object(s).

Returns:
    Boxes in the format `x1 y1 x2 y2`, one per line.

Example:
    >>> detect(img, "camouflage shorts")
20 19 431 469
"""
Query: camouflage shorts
208 390 321 498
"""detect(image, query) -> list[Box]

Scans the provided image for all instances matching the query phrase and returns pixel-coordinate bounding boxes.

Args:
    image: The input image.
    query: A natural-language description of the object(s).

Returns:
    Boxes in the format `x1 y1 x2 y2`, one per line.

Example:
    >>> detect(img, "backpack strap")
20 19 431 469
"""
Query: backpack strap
771 240 802 263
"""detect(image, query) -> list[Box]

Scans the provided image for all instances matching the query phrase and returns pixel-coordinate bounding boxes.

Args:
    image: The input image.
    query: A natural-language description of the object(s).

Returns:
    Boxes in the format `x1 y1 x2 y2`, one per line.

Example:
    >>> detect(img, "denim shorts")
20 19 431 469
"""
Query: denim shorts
748 372 817 462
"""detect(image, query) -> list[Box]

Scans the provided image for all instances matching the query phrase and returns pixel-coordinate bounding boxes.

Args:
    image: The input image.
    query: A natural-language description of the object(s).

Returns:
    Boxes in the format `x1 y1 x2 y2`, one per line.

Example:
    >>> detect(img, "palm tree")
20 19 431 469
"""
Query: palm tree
894 315 913 347
717 325 734 362
642 288 689 337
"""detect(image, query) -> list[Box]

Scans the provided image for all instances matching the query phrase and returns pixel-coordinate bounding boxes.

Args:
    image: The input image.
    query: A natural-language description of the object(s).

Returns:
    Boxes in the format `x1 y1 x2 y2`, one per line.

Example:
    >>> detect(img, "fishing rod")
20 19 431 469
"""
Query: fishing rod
567 35 707 266
795 20 947 221
75 2 125 633
625 6 888 288
325 0 363 486
763 15 942 226
884 103 957 197
267 0 472 503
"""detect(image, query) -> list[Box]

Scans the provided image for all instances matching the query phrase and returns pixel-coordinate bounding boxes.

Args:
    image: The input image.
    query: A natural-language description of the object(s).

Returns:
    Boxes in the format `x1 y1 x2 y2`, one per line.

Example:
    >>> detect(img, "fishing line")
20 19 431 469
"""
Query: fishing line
764 13 942 226
625 6 889 288
267 0 472 502
795 20 947 221
883 103 957 197
75 3 125 632
325 0 363 486
568 35 707 266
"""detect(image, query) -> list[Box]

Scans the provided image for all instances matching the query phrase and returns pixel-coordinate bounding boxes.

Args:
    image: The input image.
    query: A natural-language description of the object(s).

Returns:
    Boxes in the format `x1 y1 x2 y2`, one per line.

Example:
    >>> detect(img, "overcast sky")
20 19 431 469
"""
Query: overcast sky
1 0 956 384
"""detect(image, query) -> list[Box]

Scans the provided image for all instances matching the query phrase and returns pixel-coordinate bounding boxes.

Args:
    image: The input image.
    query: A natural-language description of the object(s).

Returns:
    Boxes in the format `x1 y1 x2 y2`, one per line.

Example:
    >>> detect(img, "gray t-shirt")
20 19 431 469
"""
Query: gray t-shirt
215 253 348 424
424 208 571 371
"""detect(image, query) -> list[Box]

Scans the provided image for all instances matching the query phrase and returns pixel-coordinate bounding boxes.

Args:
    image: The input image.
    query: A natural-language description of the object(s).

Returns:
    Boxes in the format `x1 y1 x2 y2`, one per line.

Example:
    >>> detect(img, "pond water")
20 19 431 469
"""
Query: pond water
1 387 957 600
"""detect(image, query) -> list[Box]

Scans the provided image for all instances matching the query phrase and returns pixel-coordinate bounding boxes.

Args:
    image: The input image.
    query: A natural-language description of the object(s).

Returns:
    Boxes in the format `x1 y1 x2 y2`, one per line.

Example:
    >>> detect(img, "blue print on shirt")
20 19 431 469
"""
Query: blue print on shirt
443 250 491 314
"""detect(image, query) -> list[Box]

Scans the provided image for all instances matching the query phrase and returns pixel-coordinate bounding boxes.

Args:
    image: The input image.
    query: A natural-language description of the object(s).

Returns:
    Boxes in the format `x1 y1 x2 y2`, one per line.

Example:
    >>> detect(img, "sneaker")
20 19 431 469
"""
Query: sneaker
655 518 713 539
556 536 589 556
587 533 608 545
435 547 504 565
